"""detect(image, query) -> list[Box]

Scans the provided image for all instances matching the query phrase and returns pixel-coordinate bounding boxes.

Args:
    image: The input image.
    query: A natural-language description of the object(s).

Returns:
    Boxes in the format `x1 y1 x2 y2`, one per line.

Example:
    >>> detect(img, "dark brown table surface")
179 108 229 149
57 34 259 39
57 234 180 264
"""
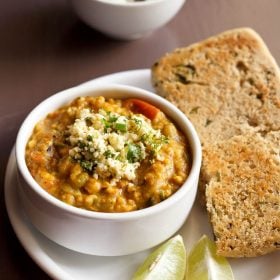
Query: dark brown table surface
1 0 280 279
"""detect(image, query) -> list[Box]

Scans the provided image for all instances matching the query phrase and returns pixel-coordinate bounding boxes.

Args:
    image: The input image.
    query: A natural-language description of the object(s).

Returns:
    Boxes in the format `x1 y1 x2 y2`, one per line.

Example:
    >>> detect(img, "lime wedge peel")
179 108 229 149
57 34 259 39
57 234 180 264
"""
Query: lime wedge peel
132 235 186 280
186 235 235 280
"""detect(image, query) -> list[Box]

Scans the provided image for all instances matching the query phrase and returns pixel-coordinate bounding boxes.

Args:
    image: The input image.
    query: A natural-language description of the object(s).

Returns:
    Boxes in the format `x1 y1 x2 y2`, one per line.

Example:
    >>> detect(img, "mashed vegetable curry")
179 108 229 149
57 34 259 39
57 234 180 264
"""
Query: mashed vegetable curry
25 96 191 212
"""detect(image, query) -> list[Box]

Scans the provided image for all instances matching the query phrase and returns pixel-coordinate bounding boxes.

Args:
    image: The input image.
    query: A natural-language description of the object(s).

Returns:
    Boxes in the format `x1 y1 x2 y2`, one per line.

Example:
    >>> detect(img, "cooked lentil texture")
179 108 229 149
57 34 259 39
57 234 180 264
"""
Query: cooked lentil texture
25 96 191 212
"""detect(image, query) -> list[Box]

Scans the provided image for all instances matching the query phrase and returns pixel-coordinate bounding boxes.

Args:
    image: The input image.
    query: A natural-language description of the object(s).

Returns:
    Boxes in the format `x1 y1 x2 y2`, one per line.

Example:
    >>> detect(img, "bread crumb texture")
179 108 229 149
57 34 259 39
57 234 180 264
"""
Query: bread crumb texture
204 132 280 257
152 28 280 257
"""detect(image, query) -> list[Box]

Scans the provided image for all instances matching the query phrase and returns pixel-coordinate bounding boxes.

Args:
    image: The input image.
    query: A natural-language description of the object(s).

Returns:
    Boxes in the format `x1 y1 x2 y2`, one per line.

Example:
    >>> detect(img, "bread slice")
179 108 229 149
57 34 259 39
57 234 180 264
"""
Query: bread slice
152 28 280 146
202 132 280 257
151 28 280 257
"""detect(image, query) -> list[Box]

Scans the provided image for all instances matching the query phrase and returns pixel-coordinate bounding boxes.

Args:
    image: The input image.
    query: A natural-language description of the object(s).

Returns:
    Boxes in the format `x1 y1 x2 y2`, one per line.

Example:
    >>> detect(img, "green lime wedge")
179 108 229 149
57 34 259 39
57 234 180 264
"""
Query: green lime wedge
132 235 186 280
186 235 234 280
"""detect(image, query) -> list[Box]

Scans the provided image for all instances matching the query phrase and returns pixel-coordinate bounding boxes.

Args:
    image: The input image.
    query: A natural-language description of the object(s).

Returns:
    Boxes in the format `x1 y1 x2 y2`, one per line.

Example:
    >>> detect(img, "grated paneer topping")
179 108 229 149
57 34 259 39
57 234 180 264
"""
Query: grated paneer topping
68 108 168 182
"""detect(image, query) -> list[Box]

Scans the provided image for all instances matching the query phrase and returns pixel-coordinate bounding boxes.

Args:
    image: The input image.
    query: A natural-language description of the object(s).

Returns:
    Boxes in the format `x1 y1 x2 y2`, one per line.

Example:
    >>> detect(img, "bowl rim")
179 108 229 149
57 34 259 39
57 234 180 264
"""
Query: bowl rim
89 0 175 7
16 83 201 221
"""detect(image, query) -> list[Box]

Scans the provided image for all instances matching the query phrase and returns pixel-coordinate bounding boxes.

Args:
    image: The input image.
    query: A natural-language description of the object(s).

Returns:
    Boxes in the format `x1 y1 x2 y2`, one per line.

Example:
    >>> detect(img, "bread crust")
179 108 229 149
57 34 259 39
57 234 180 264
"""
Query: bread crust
152 28 280 257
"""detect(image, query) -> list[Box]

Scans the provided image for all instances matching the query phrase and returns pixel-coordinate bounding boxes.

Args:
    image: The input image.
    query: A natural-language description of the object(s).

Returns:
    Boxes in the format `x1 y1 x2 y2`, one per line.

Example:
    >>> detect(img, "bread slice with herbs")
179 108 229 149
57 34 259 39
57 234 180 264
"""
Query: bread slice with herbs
151 28 280 257
202 132 280 257
151 28 280 146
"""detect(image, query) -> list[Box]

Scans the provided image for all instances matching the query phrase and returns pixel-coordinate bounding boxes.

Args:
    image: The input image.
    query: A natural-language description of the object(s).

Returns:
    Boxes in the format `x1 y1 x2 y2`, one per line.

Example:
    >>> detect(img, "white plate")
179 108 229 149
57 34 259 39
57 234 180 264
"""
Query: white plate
4 69 280 280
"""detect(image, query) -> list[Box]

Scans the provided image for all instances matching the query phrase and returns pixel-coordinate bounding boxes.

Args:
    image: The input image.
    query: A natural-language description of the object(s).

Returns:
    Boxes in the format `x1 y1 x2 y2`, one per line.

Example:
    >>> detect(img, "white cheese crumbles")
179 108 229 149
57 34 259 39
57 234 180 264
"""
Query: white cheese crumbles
68 108 168 182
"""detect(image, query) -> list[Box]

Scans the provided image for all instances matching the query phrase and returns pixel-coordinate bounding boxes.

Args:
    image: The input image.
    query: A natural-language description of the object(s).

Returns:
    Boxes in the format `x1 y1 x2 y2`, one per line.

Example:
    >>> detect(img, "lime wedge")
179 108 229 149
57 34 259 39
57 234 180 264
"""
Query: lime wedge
186 235 234 280
132 235 186 280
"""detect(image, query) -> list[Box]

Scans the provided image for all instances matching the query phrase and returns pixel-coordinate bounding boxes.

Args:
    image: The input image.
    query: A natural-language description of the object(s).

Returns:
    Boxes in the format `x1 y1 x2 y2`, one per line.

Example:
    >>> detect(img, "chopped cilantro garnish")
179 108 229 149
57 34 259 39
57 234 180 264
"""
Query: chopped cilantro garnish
115 122 127 132
141 134 168 155
127 144 142 163
104 150 115 159
102 112 122 133
80 160 94 171
102 118 110 132
109 115 118 123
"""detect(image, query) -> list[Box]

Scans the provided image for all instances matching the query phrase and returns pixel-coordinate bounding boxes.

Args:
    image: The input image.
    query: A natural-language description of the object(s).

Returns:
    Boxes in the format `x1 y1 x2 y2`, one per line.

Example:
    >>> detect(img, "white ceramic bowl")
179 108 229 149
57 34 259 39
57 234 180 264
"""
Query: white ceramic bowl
69 0 186 40
16 83 201 256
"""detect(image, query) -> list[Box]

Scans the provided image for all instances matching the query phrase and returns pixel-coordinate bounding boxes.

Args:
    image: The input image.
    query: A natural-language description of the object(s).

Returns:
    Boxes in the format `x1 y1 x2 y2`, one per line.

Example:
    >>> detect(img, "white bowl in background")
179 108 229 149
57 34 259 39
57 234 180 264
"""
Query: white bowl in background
16 83 201 256
69 0 186 40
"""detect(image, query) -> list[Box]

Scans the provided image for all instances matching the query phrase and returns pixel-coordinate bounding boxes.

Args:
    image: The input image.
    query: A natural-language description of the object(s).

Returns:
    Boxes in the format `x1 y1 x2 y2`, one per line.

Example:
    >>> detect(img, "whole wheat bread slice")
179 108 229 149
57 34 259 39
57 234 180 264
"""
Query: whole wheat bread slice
202 132 280 257
152 28 280 146
151 28 280 257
